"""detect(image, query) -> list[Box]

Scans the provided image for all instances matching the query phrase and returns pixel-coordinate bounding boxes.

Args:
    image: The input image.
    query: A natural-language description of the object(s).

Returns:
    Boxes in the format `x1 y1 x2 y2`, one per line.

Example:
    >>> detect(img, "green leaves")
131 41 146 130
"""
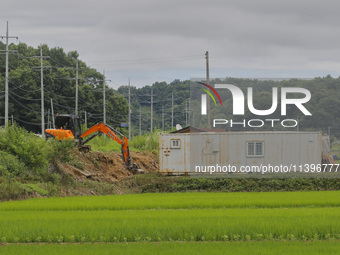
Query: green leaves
0 125 50 172
0 151 25 177
1 42 128 133
0 125 73 179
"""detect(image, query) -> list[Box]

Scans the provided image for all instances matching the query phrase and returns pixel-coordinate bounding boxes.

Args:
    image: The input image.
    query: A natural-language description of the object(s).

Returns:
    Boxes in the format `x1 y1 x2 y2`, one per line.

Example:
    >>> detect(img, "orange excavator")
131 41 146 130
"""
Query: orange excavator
45 114 144 174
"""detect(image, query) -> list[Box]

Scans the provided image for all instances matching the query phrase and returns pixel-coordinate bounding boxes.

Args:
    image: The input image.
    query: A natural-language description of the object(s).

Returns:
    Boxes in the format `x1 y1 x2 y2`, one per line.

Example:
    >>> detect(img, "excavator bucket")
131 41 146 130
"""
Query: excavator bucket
131 168 145 175
128 163 145 174
78 145 91 153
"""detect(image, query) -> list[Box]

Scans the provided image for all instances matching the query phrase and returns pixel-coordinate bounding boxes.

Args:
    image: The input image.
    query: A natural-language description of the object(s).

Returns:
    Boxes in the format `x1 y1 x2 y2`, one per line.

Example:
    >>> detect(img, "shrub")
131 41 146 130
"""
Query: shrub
0 179 27 200
0 125 52 175
0 151 26 177
0 125 74 181
49 139 75 163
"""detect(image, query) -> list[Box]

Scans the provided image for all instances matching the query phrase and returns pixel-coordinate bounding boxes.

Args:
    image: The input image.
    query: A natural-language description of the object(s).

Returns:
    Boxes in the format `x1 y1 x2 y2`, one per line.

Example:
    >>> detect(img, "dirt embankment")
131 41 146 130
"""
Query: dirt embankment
58 150 159 182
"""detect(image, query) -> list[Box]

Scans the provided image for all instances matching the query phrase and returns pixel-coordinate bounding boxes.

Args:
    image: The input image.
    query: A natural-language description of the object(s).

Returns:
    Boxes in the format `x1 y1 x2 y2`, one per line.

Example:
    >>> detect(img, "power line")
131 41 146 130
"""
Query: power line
9 91 41 101
53 60 82 115
30 46 50 137
11 84 41 93
13 116 43 126
44 100 75 111
9 94 42 114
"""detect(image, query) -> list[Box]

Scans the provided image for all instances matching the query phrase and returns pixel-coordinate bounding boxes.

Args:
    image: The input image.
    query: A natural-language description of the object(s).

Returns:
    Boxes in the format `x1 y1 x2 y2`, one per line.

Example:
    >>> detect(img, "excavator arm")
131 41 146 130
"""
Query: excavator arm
80 123 143 174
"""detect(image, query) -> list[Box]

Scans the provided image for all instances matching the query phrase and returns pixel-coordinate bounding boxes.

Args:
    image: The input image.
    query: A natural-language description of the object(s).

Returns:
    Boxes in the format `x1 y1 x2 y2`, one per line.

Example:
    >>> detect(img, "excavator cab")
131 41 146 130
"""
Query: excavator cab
55 114 82 139
46 114 82 140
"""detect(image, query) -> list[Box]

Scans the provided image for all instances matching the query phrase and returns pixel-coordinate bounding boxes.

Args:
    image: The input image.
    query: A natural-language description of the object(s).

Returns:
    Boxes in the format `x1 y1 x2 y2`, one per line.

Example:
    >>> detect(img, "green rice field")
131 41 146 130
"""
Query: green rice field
1 241 340 255
0 191 339 254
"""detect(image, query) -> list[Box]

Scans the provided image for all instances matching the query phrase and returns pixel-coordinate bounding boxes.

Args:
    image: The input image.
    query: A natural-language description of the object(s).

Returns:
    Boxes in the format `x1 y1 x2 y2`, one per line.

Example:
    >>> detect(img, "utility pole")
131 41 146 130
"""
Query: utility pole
57 59 82 115
103 71 106 124
185 101 190 127
139 106 142 136
185 102 188 126
94 72 110 124
75 60 79 116
0 22 18 126
205 51 211 128
40 47 45 136
128 78 131 140
150 87 153 133
171 92 174 130
47 109 50 129
50 98 55 129
162 105 164 131
188 97 191 126
84 111 87 129
31 45 50 137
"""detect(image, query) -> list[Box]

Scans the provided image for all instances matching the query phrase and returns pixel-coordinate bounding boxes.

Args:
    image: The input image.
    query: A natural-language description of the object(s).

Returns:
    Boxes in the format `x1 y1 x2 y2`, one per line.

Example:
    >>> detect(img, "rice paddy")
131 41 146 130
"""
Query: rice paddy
0 191 339 254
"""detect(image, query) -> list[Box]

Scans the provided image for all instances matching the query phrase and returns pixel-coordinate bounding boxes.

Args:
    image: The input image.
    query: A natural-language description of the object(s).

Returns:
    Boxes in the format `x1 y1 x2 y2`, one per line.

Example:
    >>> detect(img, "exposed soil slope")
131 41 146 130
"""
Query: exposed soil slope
58 150 158 182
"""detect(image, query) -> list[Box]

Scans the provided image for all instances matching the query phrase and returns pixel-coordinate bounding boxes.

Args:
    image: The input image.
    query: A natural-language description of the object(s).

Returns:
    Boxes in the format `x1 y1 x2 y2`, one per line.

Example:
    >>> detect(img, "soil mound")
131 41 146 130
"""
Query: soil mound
58 150 158 182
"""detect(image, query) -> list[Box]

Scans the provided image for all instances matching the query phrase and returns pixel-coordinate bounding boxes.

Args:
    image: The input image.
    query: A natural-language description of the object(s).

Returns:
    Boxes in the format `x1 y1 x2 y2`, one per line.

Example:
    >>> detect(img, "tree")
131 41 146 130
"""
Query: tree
0 42 128 132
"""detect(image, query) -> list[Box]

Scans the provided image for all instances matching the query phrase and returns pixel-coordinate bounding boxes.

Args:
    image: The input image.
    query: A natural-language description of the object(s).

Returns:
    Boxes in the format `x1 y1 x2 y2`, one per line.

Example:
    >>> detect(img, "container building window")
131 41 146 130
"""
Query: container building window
247 141 264 157
170 139 181 149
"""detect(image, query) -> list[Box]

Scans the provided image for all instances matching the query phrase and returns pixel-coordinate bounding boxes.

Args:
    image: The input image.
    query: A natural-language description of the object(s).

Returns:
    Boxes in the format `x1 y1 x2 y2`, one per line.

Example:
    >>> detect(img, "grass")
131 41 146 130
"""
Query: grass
1 241 339 255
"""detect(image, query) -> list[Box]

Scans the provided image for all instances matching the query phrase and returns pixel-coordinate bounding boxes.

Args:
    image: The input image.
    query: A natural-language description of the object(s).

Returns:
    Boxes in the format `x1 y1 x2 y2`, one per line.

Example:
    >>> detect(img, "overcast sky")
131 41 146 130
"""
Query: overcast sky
1 0 340 88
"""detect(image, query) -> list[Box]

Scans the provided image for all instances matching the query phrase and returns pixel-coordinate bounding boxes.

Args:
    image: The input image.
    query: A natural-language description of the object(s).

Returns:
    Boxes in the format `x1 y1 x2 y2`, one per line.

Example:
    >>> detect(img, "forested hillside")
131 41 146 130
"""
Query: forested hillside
117 80 190 135
0 42 128 133
117 77 340 139
1 42 340 139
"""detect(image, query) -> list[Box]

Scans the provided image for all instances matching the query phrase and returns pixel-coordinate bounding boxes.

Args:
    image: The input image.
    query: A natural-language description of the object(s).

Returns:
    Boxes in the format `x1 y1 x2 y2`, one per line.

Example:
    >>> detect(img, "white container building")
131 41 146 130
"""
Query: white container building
159 131 332 175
